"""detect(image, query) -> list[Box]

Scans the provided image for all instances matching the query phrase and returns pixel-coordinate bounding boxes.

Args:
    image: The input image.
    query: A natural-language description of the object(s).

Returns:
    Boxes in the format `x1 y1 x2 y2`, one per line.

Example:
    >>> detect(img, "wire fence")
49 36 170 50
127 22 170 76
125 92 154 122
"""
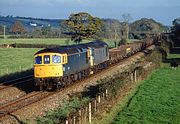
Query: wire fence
0 65 33 77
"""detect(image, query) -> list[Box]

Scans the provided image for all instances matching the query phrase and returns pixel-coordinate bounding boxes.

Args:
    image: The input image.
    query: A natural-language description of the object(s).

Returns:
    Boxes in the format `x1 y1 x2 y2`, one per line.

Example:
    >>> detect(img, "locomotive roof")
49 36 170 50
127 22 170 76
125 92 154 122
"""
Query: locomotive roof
34 40 108 55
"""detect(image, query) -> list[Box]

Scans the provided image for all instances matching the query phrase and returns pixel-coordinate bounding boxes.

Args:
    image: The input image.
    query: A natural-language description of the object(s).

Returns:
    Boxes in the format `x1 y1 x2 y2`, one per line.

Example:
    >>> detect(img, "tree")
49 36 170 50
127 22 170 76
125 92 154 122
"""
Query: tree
122 13 132 42
171 18 180 47
32 27 42 38
41 26 51 36
63 12 103 44
172 18 180 33
172 18 180 26
12 21 26 34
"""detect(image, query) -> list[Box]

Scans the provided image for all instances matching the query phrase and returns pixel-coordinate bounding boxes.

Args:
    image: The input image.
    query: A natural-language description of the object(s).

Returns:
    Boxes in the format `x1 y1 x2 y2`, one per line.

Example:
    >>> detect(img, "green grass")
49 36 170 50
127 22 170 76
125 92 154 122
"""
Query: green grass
112 66 180 124
0 37 131 48
0 38 78 45
0 38 115 47
0 48 40 76
92 81 142 124
167 54 180 59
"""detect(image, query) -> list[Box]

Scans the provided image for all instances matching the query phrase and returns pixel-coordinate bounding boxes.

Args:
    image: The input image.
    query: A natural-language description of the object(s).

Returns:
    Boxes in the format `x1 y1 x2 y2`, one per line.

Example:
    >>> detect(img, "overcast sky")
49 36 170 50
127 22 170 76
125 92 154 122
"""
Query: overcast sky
0 0 180 25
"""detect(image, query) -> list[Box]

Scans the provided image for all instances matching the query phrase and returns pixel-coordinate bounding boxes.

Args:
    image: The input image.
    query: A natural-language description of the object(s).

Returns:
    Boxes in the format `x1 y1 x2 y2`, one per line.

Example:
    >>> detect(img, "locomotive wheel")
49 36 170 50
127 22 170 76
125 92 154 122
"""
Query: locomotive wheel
39 84 44 91
47 82 53 90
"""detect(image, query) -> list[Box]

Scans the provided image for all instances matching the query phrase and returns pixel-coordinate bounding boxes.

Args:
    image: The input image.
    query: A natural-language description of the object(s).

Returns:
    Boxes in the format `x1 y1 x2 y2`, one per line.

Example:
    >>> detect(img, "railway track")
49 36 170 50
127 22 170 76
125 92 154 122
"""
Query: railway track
0 75 33 91
0 91 53 118
0 45 155 121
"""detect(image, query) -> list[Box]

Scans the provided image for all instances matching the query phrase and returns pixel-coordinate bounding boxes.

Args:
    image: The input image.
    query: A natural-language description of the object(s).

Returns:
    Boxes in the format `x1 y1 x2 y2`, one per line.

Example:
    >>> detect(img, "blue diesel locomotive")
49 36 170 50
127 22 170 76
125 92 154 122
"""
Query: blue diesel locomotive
34 41 109 90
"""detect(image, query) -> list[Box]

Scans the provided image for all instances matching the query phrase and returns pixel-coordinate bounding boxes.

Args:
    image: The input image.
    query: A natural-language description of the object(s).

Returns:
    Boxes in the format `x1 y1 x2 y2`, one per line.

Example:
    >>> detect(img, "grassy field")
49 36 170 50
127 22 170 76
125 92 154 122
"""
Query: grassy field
0 48 40 76
111 66 180 124
0 38 116 48
0 38 82 45
167 54 180 59
0 37 116 76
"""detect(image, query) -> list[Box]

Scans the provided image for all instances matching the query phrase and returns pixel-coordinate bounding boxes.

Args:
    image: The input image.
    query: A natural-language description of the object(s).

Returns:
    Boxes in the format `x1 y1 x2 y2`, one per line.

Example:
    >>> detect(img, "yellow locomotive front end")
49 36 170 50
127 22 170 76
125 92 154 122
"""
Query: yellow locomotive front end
34 52 67 90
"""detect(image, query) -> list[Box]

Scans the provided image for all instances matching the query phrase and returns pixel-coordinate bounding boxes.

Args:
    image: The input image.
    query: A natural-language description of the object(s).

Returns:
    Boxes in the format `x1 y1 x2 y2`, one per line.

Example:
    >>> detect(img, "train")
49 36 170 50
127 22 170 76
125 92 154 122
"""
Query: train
34 38 155 90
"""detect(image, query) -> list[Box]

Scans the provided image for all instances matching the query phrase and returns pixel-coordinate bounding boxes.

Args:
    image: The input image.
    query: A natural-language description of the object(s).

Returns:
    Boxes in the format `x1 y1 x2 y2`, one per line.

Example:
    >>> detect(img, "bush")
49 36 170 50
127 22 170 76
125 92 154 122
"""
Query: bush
118 38 127 46
35 97 90 124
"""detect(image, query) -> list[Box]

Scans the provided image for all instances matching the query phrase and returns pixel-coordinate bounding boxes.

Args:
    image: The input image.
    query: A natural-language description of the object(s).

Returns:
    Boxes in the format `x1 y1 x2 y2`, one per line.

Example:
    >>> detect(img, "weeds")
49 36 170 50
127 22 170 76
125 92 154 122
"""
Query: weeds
36 97 90 124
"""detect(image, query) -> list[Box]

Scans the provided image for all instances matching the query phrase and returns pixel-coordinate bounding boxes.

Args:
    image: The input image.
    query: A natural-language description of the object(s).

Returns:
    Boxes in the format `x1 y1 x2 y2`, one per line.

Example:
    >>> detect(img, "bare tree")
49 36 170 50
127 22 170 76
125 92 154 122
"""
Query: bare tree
122 13 132 42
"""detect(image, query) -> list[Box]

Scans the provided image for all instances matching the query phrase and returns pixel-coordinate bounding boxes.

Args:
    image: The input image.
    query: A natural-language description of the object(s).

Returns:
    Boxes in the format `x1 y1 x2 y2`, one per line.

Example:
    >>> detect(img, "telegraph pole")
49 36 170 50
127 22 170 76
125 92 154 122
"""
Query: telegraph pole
115 29 117 47
3 25 6 43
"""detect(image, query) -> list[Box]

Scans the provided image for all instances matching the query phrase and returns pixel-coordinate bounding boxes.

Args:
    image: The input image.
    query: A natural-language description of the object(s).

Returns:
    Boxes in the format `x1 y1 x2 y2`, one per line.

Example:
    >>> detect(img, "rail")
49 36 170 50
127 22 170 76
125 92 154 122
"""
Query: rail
0 75 34 91
0 91 53 118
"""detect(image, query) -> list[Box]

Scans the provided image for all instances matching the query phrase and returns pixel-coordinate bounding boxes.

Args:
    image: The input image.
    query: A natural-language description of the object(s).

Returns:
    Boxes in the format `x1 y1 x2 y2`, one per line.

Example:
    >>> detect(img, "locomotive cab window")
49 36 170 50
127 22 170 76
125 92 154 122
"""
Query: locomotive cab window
44 55 50 64
35 56 42 64
52 55 61 63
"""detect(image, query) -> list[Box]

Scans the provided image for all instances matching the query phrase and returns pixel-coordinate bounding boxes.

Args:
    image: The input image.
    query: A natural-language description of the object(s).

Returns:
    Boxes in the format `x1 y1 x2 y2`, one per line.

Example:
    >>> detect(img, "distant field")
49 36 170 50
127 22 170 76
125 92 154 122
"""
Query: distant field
112 66 180 124
0 48 40 76
0 38 80 45
0 38 119 47
0 38 116 48
167 54 180 59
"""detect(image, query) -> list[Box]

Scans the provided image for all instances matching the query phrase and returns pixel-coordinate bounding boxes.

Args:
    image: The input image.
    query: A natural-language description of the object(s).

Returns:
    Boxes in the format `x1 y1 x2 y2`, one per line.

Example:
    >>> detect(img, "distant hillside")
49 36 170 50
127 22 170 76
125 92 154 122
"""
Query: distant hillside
0 16 168 40
0 16 125 39
0 16 63 32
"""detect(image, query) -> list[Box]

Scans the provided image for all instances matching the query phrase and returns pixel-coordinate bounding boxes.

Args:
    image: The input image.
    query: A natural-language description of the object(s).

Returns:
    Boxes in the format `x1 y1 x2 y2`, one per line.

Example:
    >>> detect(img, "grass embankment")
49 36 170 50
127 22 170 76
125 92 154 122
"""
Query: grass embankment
93 53 180 124
0 48 40 76
112 66 180 124
107 65 180 124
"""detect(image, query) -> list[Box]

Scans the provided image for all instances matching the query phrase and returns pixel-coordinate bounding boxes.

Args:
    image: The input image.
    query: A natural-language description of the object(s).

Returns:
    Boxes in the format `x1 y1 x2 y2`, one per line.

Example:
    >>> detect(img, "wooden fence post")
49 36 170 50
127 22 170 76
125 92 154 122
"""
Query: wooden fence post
134 70 137 82
88 102 92 124
78 110 81 124
98 95 101 103
65 120 68 124
105 89 108 98
73 116 76 124
102 93 105 101
85 107 88 123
